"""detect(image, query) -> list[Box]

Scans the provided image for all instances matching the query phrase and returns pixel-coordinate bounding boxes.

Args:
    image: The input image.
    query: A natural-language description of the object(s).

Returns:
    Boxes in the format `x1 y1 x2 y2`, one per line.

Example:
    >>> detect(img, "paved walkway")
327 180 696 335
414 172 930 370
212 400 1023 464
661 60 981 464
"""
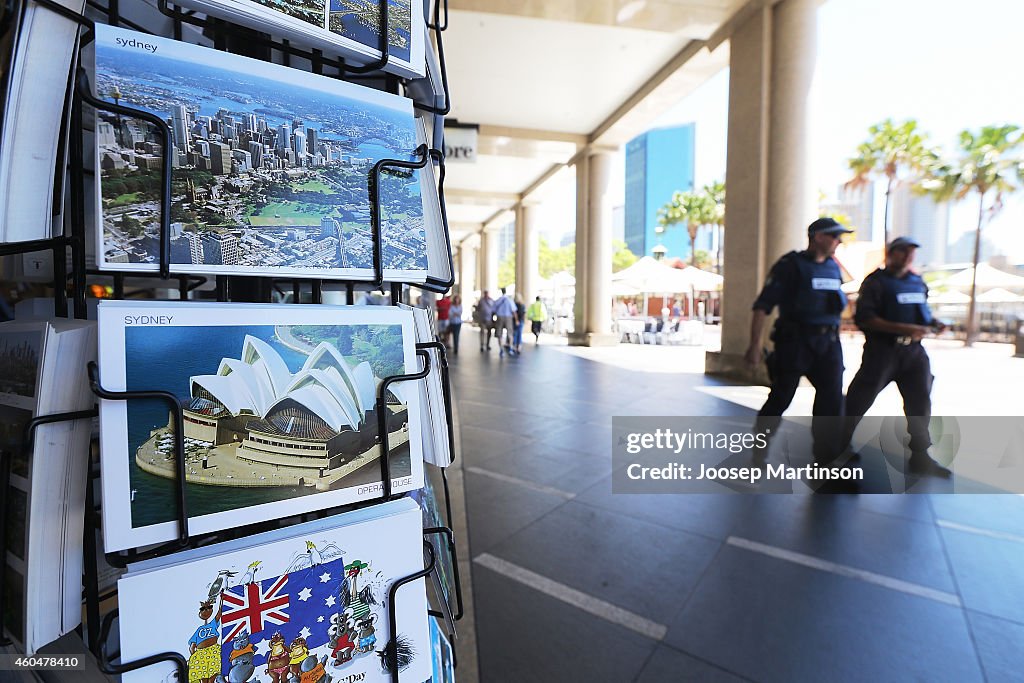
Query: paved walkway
450 327 1024 682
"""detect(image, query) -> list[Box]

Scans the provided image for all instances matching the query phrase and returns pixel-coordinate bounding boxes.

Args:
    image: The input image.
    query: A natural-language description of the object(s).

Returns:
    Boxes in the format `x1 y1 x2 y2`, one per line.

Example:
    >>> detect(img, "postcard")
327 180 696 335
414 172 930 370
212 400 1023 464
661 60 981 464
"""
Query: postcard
118 498 430 683
92 25 434 281
98 301 424 551
170 0 424 80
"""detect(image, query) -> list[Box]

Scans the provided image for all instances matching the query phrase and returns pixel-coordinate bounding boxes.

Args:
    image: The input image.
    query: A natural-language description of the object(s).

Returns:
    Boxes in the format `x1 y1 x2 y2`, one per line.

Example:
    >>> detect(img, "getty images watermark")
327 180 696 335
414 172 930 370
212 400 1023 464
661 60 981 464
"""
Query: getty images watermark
611 416 1024 494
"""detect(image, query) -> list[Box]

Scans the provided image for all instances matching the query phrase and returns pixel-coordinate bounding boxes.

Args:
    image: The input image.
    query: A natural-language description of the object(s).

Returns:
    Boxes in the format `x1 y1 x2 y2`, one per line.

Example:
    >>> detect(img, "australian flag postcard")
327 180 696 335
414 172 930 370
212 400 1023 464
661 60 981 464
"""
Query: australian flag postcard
116 498 428 683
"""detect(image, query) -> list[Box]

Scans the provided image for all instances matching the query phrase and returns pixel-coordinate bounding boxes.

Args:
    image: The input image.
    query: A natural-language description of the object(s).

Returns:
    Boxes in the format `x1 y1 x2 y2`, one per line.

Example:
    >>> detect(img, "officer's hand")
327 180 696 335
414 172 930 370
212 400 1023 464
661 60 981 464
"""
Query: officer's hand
744 345 761 369
910 325 928 342
932 321 948 334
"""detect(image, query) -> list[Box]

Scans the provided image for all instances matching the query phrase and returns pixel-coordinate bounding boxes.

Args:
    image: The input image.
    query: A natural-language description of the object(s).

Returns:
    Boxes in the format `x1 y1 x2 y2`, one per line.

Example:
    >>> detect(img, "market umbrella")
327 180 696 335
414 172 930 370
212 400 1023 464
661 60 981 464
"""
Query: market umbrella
933 264 1024 291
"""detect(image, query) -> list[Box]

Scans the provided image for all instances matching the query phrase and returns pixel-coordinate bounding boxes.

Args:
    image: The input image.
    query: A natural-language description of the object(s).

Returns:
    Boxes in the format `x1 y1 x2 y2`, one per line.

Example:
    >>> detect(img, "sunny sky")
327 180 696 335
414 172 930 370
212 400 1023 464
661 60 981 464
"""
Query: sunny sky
651 0 1024 263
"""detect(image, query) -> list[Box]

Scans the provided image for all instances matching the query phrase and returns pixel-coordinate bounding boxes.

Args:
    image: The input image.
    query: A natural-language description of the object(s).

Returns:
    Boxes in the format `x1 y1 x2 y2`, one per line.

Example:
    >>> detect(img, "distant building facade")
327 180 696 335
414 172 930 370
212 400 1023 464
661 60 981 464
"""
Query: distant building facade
624 124 696 259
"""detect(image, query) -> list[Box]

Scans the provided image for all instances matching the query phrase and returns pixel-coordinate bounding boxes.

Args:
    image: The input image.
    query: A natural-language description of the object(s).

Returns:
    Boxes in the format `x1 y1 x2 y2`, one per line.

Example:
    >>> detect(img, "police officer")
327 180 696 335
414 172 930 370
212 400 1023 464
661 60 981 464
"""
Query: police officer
744 217 853 464
840 236 950 477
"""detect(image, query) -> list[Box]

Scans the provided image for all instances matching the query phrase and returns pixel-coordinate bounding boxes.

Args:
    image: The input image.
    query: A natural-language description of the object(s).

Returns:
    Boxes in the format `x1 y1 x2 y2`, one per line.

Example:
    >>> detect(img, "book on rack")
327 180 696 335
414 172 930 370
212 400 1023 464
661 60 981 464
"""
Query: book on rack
116 497 430 683
168 0 426 80
0 318 96 655
408 474 457 637
97 300 425 552
392 304 452 467
90 25 450 285
0 0 85 244
428 616 455 683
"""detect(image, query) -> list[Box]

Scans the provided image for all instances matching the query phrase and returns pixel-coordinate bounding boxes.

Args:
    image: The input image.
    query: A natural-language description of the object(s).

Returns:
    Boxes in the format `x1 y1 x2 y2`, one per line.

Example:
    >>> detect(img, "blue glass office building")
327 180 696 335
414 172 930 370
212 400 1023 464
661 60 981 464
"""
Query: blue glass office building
624 124 699 259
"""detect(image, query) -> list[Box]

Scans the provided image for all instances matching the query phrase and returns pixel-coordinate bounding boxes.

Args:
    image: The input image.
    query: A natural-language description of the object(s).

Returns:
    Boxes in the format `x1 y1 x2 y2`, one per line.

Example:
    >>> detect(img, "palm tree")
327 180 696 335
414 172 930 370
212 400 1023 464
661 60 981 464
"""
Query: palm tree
922 124 1024 346
656 190 714 268
703 181 725 273
846 118 938 247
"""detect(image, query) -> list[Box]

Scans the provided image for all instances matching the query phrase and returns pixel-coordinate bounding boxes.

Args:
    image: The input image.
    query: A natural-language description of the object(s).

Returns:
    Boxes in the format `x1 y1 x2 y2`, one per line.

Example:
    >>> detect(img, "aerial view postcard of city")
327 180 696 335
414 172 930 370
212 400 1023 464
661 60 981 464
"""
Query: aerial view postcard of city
98 301 424 551
92 25 431 279
171 0 420 77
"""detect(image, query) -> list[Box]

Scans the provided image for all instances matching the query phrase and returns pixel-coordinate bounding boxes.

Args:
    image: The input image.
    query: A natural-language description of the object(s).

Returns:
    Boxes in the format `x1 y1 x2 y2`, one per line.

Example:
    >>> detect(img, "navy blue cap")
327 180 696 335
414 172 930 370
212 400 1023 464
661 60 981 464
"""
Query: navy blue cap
807 217 854 237
887 236 921 251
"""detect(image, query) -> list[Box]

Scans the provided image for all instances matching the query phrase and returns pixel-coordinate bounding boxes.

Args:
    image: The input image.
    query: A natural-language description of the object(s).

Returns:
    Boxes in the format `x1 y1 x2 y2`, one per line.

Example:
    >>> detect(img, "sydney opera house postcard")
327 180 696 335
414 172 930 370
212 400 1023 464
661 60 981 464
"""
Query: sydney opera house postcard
92 25 440 282
117 498 430 683
97 301 424 551
167 0 425 80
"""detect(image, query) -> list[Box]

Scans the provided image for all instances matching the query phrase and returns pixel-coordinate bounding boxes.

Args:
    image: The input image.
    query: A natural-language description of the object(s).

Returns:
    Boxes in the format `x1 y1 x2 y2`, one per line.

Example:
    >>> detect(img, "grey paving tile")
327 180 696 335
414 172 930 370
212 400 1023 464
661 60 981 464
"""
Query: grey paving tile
575 483 754 541
666 545 984 683
732 494 956 592
489 502 720 625
473 564 658 683
463 470 568 555
966 610 1024 683
635 645 748 683
939 526 1024 623
458 423 535 464
541 422 614 455
473 451 612 495
930 494 1024 537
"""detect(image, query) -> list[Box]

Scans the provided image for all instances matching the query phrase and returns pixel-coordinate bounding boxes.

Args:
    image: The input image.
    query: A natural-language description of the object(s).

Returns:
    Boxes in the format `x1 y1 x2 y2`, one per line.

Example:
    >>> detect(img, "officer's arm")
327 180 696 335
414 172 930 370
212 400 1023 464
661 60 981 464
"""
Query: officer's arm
744 310 769 367
855 278 930 337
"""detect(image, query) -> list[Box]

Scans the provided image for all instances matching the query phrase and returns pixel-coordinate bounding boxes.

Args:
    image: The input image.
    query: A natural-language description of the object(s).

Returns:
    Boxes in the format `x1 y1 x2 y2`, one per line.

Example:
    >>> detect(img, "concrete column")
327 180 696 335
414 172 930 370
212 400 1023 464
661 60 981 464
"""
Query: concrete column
479 228 499 295
767 0 818 261
460 242 477 298
570 149 618 346
514 202 540 303
706 0 818 380
572 156 590 337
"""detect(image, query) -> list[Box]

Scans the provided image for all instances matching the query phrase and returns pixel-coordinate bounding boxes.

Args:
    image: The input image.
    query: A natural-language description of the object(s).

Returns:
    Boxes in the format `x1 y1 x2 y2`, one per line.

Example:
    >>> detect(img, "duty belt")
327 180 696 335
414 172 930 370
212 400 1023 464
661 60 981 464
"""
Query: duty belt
894 335 920 346
802 324 838 335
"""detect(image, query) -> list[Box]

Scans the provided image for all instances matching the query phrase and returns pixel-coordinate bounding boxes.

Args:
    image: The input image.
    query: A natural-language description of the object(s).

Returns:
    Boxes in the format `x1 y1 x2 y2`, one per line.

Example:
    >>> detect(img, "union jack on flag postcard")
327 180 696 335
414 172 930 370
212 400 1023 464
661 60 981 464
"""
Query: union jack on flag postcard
116 498 429 683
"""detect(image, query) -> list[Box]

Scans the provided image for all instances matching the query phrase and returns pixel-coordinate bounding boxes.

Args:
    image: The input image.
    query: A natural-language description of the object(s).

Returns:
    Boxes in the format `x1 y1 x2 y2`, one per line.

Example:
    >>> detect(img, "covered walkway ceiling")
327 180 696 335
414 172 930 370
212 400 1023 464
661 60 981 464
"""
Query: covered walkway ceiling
442 0 753 241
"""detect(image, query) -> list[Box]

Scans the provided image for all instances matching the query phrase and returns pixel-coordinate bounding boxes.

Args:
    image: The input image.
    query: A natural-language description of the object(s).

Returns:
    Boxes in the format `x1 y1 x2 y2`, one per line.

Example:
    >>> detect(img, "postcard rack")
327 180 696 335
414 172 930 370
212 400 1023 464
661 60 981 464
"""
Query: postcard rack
0 0 464 679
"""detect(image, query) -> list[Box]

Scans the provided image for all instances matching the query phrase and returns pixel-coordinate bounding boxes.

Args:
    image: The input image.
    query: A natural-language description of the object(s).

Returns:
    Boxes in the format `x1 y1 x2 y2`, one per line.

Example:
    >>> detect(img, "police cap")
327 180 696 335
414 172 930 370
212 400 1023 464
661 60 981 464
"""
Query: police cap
887 236 922 252
807 217 854 237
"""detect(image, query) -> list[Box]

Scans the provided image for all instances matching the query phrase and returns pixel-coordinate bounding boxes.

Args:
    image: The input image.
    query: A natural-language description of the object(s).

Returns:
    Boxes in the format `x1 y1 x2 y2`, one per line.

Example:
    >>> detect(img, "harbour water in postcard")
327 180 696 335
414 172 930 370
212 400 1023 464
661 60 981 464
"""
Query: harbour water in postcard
123 323 413 528
93 25 427 277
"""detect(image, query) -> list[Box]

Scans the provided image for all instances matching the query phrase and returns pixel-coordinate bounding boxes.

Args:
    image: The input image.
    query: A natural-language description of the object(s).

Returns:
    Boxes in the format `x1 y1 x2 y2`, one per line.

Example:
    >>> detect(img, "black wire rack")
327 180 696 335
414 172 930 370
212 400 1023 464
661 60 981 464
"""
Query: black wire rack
1 0 464 675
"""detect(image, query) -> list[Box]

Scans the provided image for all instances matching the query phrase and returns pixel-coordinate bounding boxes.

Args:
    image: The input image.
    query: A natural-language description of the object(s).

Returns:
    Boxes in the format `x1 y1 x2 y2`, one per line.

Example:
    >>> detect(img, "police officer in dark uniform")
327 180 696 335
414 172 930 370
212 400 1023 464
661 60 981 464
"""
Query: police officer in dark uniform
744 217 853 464
840 236 950 477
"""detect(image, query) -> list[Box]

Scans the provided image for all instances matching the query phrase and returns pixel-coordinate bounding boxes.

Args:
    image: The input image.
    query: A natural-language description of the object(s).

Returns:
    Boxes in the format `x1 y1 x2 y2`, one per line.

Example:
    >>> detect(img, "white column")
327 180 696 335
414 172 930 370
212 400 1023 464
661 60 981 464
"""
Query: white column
706 0 819 379
585 151 613 336
570 148 617 345
479 228 499 295
766 0 818 262
515 202 540 303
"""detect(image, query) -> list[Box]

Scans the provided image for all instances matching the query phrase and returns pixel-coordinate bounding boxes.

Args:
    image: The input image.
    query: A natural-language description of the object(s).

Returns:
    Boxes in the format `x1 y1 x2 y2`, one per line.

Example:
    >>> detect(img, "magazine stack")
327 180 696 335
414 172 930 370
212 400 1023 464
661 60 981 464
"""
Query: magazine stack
0 0 460 679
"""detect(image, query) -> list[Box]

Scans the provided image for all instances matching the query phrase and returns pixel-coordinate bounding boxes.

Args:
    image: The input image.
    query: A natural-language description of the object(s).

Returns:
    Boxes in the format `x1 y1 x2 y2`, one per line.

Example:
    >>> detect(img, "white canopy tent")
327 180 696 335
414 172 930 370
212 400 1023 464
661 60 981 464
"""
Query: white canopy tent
975 287 1023 304
611 256 723 318
933 263 1024 291
928 290 972 304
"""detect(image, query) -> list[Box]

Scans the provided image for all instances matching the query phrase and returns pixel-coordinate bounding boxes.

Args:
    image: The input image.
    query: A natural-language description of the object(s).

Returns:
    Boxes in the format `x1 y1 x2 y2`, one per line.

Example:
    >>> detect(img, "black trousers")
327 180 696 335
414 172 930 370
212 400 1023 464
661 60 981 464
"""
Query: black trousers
842 339 933 454
756 331 845 461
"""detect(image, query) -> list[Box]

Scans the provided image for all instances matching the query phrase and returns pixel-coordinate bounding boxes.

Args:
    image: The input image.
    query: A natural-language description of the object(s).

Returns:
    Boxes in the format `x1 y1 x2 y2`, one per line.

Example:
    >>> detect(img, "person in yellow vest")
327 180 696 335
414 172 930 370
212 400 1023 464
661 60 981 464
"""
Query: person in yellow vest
526 296 548 345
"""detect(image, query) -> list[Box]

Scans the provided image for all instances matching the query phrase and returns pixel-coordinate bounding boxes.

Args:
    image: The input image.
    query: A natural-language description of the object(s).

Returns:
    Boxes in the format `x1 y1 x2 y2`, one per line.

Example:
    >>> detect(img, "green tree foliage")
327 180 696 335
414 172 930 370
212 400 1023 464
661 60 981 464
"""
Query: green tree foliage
612 240 638 272
498 249 515 288
846 118 938 247
657 189 715 267
538 237 575 278
922 124 1024 346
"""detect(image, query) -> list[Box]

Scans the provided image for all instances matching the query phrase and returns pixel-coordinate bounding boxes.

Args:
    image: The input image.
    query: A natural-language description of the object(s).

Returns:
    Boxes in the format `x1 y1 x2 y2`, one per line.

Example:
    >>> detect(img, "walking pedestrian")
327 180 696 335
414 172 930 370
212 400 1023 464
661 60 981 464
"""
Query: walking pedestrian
449 295 463 355
744 217 853 465
475 290 495 351
526 296 548 345
840 237 950 476
492 287 518 356
512 295 526 353
436 293 451 345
